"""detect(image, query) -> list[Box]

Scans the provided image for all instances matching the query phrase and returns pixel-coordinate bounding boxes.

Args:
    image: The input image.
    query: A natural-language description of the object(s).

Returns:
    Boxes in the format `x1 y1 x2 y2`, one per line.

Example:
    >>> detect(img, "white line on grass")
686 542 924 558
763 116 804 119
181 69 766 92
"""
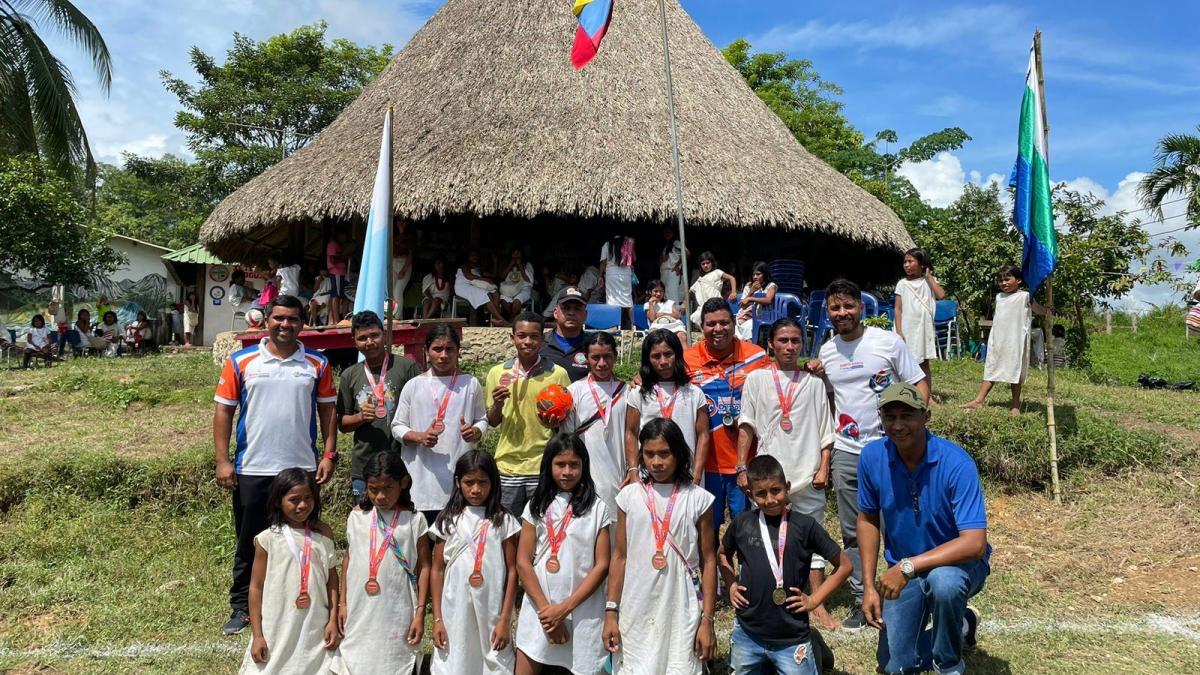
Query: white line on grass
1 614 1196 661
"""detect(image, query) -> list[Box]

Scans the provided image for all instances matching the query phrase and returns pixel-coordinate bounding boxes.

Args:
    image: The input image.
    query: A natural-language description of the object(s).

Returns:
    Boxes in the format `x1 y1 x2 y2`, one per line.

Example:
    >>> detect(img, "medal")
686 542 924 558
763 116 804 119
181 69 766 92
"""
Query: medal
282 523 314 611
429 370 459 436
780 417 793 432
469 572 485 588
773 587 788 605
546 555 560 573
365 579 381 596
772 367 802 433
722 413 735 427
295 592 311 609
366 509 400 598
643 481 680 573
499 373 513 388
430 420 445 433
758 508 790 610
363 355 390 420
543 500 574 575
468 519 491 589
654 384 680 420
651 552 667 570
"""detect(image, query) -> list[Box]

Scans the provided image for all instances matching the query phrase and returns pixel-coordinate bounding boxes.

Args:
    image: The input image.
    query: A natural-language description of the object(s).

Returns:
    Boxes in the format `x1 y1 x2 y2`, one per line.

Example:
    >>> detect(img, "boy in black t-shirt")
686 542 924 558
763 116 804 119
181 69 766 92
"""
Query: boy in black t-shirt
720 455 852 674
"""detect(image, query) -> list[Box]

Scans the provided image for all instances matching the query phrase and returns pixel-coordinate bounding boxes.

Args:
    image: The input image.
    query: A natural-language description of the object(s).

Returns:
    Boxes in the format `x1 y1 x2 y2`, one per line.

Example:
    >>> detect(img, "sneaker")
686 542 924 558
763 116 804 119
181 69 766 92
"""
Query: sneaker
223 610 250 635
964 605 980 648
842 607 868 631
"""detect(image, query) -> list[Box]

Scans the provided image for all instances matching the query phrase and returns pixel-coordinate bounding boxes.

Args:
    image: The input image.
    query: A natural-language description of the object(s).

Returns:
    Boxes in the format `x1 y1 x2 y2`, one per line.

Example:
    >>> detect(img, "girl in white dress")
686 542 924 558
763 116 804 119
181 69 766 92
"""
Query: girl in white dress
392 324 489 525
563 332 629 517
429 450 521 674
515 433 613 675
241 469 340 675
644 281 686 342
688 252 736 329
603 418 717 675
962 264 1048 415
421 259 453 319
624 330 710 485
599 236 636 327
455 248 510 327
499 249 536 322
894 248 946 386
328 452 429 675
735 262 777 343
659 228 686 305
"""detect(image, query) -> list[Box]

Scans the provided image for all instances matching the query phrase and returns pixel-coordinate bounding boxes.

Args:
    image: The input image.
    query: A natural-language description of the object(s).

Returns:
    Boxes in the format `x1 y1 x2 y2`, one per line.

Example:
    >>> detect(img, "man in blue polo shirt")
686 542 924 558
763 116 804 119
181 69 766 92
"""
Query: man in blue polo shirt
858 382 989 675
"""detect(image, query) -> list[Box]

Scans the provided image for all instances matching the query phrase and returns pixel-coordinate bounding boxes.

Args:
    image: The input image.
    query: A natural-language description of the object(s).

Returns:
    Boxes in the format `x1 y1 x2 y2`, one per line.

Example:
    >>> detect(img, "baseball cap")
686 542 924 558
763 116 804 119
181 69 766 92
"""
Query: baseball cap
557 287 586 307
877 382 928 411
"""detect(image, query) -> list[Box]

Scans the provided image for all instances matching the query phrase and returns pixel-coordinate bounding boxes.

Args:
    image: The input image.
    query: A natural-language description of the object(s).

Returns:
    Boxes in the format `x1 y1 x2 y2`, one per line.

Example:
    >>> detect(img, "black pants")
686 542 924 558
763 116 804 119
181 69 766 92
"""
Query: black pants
229 474 276 613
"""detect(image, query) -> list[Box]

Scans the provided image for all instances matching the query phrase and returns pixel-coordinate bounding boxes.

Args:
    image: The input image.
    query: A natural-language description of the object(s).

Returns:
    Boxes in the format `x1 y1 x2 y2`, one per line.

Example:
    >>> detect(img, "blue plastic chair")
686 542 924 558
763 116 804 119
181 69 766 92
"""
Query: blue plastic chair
632 304 650 331
585 304 622 331
933 299 961 358
860 292 880 318
752 292 803 347
767 260 806 298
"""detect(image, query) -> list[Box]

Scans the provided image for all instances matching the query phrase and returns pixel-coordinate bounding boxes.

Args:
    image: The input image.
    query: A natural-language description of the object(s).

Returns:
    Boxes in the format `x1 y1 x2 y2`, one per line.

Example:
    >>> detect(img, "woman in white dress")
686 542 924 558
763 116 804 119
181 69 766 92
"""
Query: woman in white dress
962 264 1047 415
392 324 488 525
659 227 686 305
240 469 340 674
624 330 711 485
688 252 736 329
392 220 414 319
498 249 535 322
421 259 453 319
603 418 717 675
894 248 946 384
734 262 777 343
563 332 629 516
644 280 686 342
328 453 429 675
429 450 521 675
515 433 612 675
599 236 636 327
455 249 510 326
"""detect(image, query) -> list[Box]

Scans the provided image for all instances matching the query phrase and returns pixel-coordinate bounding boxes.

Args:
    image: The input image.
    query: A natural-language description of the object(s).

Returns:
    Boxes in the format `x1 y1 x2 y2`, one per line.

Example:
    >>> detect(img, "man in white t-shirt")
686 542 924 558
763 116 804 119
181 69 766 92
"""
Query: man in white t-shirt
810 278 929 631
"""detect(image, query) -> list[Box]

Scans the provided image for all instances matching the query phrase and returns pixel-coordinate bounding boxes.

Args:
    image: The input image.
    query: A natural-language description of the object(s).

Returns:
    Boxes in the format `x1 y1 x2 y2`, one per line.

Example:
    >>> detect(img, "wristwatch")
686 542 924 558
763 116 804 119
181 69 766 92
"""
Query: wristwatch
735 464 748 474
322 450 339 463
899 558 917 579
604 601 619 613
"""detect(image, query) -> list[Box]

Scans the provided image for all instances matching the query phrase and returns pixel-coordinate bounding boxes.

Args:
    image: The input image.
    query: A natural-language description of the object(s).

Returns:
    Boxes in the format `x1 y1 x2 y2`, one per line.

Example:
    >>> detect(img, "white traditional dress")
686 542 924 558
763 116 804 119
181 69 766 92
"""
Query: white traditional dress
239 525 336 675
735 282 776 341
660 241 685 304
326 509 426 675
455 267 497 309
896 276 938 362
627 382 708 458
613 481 713 675
515 494 612 673
645 299 687 336
600 241 633 308
689 269 726 326
499 262 535 304
428 507 521 675
563 378 629 516
983 290 1032 384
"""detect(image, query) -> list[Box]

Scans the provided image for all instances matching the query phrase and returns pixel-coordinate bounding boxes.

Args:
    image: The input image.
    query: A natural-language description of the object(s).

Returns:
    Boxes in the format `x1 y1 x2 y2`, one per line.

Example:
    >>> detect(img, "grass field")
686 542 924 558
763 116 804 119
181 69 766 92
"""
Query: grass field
0 349 1197 674
1088 306 1200 386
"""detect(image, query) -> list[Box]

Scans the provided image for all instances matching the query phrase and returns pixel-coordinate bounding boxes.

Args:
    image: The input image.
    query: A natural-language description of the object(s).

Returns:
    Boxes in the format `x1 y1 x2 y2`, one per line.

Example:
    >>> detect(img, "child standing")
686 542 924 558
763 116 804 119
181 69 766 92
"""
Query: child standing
328 452 429 675
563 333 629 516
719 456 851 675
515 434 613 675
240 469 340 674
962 264 1048 415
736 261 777 342
604 418 717 674
688 251 737 328
599 236 636 328
429 450 521 675
894 248 946 384
644 280 686 341
624 330 710 485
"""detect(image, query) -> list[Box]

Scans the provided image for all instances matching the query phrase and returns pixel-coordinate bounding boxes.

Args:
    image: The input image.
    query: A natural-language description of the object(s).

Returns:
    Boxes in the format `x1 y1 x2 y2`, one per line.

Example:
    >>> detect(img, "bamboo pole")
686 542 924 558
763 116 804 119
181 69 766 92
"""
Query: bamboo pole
1034 31 1062 504
384 103 395 357
658 0 692 344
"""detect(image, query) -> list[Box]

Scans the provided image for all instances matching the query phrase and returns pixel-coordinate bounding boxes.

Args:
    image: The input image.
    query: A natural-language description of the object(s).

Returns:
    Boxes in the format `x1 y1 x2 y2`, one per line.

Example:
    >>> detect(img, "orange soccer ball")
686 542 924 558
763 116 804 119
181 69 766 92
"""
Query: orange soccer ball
535 384 574 420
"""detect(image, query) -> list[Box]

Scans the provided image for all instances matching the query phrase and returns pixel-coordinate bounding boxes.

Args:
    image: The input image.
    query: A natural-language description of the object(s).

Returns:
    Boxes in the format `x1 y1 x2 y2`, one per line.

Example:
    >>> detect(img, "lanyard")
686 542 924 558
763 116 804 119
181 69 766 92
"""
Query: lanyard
368 509 401 585
544 502 574 571
429 370 459 430
281 524 313 608
468 519 491 587
757 509 789 590
643 481 680 560
588 376 615 426
512 356 540 384
363 355 390 416
772 367 801 430
654 384 681 420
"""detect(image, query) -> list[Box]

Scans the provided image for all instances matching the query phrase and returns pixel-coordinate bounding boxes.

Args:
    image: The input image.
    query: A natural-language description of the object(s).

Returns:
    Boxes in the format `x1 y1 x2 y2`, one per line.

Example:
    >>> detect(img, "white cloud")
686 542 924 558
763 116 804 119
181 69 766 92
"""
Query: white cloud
94 133 171 164
896 152 968 208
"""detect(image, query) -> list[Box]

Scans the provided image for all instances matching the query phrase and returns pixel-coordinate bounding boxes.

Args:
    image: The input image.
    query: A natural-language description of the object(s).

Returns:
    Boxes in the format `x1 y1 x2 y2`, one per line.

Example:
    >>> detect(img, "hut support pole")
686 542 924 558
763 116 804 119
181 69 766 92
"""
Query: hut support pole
1034 32 1061 505
385 103 395 355
658 0 692 344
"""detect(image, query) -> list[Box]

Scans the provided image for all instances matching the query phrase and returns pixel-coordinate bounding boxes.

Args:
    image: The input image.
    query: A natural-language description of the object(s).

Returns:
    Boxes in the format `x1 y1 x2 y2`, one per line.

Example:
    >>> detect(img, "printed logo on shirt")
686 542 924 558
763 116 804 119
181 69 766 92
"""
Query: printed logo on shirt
840 360 865 371
868 370 892 394
573 352 588 366
293 371 317 380
837 413 860 440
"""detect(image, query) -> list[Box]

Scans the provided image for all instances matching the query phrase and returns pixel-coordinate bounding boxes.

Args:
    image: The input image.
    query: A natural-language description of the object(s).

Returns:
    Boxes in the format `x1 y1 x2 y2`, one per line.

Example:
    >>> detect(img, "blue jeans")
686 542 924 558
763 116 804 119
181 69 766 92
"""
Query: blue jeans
877 560 989 675
704 471 748 530
730 622 818 675
351 478 366 506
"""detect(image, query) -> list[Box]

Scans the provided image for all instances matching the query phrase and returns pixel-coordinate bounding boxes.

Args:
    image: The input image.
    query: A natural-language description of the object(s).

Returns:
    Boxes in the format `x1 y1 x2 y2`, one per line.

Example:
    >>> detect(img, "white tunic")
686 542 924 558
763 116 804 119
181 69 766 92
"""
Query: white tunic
391 372 489 512
984 290 1032 384
455 268 497 309
613 482 713 675
423 274 453 303
627 383 708 457
499 262 535 304
239 526 336 675
563 379 630 516
429 507 521 675
515 494 612 674
896 277 938 362
326 509 427 675
600 242 633 308
660 241 685 304
645 299 686 335
392 255 413 313
689 269 726 326
735 283 776 341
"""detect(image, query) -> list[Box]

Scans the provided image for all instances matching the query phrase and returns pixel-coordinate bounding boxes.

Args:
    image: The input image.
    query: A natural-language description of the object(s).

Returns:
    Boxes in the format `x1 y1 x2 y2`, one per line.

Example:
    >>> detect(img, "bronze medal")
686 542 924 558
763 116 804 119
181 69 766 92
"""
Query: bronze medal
431 419 445 433
376 404 386 417
722 413 735 427
651 552 667 570
365 578 381 596
780 417 793 432
469 572 485 588
295 592 311 609
499 373 513 387
772 587 787 605
546 555 560 574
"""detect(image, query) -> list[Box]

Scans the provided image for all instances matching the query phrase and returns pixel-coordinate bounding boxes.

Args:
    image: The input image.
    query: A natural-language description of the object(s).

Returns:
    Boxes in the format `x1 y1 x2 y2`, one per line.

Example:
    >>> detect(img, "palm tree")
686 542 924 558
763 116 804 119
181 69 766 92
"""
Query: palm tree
1138 126 1200 229
0 0 111 182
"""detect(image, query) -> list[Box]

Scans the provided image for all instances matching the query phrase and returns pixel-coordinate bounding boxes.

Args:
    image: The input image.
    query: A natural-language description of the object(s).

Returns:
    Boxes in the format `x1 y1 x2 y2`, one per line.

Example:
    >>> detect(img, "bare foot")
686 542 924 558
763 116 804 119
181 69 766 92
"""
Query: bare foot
1009 406 1021 416
809 605 841 631
960 400 982 410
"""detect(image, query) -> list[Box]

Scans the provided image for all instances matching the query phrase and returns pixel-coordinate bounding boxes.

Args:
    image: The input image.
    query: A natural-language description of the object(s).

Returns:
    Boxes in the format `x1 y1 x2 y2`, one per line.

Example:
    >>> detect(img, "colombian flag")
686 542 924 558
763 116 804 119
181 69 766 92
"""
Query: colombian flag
572 0 613 70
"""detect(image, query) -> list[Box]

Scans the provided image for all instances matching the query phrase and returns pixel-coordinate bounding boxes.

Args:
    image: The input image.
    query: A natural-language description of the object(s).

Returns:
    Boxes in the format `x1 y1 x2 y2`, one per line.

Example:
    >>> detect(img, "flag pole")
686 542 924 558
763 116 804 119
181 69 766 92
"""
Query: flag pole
1034 31 1062 505
384 103 395 358
658 0 692 344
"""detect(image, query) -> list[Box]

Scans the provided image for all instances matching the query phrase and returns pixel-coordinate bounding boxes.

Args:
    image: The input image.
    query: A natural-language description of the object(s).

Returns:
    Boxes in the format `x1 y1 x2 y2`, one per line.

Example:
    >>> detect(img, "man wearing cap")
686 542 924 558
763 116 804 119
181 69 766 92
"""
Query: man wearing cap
859 382 988 675
540 286 593 382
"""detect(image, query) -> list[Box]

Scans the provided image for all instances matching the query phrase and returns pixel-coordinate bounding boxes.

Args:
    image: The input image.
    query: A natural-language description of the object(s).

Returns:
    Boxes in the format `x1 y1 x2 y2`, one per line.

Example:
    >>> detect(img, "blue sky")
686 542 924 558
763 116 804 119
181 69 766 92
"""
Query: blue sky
48 1 1200 307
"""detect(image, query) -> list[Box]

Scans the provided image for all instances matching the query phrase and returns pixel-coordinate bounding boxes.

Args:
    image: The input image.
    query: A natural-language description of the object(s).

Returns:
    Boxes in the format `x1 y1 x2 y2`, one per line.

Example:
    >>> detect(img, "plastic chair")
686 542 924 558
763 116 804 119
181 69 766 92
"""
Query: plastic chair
752 292 803 347
860 292 880 318
585 304 623 331
632 304 650 331
767 260 806 298
934 299 961 358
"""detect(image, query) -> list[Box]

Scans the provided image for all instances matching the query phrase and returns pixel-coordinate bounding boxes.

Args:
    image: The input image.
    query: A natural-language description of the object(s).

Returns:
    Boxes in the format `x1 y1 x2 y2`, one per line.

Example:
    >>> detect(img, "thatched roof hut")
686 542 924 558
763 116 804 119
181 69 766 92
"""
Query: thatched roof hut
199 0 912 278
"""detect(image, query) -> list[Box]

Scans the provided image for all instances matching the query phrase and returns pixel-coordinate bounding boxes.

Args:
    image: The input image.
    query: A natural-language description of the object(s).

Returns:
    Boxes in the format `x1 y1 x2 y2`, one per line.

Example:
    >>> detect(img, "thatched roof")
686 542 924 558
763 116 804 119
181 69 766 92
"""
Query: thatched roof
199 0 912 262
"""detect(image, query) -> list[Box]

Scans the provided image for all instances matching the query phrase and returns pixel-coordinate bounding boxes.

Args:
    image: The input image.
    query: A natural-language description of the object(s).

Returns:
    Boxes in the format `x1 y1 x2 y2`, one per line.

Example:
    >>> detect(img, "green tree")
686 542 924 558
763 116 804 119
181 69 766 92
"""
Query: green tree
0 0 112 183
95 154 223 249
161 22 392 196
1137 126 1200 228
0 154 122 292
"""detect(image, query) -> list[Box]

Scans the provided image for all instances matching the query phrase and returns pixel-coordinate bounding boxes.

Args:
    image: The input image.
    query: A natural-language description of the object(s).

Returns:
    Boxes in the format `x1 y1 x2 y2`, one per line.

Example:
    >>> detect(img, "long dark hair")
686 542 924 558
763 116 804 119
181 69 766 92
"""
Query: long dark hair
434 450 505 534
638 418 694 485
606 235 624 263
639 329 690 395
528 433 597 519
424 322 462 350
904 247 933 274
358 450 416 512
582 331 618 359
769 317 805 344
267 468 321 529
750 261 771 287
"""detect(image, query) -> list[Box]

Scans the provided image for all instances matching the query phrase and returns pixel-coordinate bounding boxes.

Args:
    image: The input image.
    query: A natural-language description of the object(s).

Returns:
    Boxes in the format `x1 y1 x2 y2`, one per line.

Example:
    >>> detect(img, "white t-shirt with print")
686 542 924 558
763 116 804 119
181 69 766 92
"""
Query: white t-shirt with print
627 382 708 456
819 326 924 455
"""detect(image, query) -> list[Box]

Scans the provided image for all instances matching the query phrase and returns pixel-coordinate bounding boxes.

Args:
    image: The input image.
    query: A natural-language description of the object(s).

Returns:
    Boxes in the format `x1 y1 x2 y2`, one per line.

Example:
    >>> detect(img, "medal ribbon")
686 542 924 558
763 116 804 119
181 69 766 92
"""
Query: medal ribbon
387 518 417 584
757 509 789 591
772 367 801 424
281 524 313 599
512 356 541 385
470 520 491 578
588 376 612 426
642 481 680 559
368 509 400 582
654 384 681 420
363 355 389 414
544 503 574 561
430 370 460 425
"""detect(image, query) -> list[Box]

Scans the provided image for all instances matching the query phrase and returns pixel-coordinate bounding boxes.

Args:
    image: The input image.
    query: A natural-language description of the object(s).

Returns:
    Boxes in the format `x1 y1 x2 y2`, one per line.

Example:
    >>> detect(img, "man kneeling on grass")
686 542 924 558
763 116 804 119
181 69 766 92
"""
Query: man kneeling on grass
859 383 989 675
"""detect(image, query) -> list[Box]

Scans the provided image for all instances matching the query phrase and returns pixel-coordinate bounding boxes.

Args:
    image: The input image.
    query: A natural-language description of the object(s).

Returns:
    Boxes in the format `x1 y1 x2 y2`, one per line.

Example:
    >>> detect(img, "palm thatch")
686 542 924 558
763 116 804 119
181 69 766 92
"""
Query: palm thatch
199 0 912 262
